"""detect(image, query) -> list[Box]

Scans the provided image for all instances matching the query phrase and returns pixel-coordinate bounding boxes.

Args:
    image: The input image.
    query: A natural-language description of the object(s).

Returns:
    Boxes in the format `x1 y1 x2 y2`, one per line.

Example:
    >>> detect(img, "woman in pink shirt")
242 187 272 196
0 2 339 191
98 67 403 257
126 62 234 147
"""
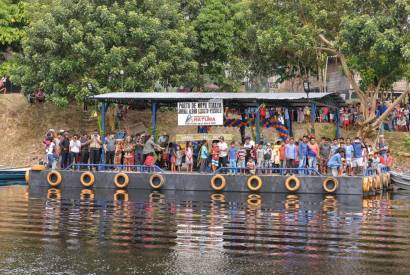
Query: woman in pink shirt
185 142 193 172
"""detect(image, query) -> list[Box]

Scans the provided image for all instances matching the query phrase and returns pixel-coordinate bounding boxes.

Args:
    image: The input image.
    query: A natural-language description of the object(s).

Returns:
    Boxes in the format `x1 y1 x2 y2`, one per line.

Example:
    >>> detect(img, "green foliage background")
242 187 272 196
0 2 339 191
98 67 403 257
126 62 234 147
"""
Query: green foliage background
0 0 409 106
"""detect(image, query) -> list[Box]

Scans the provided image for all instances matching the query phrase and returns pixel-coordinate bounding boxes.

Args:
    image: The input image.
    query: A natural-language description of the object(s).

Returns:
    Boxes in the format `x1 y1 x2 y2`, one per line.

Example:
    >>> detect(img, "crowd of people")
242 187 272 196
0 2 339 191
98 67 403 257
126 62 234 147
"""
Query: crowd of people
42 129 393 177
297 102 410 132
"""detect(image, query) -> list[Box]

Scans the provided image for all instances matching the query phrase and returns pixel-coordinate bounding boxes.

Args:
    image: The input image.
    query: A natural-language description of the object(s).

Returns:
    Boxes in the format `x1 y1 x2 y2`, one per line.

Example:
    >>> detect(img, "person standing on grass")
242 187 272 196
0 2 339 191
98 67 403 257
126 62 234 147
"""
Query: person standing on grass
228 141 237 174
69 134 81 166
185 141 194 172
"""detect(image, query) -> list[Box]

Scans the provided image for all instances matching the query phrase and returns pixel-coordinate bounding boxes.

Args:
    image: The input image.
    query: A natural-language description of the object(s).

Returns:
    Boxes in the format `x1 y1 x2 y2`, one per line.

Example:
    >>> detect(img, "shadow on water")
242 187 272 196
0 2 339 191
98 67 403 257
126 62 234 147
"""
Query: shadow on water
0 185 410 274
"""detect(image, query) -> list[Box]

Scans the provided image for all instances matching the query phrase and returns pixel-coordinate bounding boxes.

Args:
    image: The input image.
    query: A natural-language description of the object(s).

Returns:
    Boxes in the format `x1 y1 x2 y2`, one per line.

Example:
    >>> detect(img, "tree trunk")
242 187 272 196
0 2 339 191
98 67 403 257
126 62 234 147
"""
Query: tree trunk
357 88 410 140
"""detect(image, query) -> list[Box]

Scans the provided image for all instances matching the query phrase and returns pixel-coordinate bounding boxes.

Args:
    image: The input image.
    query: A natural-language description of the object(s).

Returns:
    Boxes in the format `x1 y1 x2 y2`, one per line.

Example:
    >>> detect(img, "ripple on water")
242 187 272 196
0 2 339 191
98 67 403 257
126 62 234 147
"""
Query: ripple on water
0 185 410 274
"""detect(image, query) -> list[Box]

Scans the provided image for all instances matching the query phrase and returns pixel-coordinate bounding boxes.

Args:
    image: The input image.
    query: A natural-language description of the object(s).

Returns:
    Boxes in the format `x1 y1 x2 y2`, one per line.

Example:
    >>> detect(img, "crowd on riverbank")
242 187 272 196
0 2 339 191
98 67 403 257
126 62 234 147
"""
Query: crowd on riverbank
42 129 393 177
293 102 410 132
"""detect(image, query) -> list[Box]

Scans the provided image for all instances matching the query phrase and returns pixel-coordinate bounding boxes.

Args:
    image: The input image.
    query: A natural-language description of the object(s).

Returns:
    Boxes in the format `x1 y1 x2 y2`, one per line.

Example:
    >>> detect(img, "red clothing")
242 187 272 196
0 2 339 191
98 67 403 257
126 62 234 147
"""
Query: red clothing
144 155 155 166
279 145 285 161
211 146 220 160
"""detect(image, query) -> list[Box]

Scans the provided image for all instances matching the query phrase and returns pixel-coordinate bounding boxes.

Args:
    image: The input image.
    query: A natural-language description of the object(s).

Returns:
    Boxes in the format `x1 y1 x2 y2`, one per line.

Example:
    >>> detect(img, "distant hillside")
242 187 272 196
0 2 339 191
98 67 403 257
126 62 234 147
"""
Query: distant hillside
0 94 408 169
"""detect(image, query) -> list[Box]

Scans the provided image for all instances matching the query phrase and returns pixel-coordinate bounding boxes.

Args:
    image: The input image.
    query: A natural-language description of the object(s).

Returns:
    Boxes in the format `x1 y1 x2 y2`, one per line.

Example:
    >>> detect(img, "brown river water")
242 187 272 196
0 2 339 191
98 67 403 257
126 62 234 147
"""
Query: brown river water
0 185 410 275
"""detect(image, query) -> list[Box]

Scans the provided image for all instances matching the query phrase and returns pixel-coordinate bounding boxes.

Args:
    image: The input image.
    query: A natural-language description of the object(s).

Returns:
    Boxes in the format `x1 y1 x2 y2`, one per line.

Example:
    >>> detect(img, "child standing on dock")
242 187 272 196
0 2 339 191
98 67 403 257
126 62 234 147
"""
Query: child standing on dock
247 157 256 175
237 143 246 174
185 142 193 172
211 143 220 172
176 145 183 172
263 143 272 174
228 141 237 174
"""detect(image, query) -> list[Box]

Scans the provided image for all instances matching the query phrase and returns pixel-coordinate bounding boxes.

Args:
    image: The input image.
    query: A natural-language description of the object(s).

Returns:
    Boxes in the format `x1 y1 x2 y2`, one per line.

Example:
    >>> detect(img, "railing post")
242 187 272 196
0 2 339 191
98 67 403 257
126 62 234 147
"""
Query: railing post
256 101 261 144
151 101 158 142
335 108 341 139
101 102 107 170
310 102 316 135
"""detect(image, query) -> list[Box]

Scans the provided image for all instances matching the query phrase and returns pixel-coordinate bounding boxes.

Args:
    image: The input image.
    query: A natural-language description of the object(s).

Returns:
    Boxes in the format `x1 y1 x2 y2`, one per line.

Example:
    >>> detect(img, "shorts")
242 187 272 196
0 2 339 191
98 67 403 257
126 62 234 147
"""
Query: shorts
237 160 246 168
346 158 352 166
320 158 328 166
211 159 219 166
352 158 363 168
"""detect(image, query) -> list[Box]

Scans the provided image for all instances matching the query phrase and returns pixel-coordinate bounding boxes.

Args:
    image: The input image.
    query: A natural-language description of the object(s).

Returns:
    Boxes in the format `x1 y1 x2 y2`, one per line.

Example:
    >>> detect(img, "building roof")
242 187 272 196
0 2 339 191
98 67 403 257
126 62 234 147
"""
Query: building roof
92 92 345 108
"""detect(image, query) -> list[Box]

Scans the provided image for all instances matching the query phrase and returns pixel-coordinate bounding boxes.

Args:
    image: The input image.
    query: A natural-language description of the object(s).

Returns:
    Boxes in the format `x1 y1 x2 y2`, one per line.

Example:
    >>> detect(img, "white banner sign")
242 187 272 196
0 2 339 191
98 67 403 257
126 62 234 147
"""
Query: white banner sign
177 100 223 126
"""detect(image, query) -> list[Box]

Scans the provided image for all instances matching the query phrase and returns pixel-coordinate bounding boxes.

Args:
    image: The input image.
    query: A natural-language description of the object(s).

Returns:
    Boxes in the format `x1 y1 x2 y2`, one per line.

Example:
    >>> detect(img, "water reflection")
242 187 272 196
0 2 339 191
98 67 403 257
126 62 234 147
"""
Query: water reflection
0 186 410 274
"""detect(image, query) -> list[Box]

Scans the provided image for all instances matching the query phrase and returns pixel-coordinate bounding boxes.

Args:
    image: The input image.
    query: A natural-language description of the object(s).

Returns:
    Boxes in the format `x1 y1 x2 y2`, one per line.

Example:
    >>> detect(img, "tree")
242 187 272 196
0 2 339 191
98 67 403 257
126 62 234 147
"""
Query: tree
247 0 410 139
0 0 27 75
191 0 248 90
13 0 197 105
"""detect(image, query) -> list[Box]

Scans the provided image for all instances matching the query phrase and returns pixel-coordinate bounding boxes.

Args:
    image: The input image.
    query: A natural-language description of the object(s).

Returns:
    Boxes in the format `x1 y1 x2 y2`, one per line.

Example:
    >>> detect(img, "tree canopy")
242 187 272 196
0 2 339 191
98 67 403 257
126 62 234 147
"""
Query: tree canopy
13 0 197 105
2 0 409 137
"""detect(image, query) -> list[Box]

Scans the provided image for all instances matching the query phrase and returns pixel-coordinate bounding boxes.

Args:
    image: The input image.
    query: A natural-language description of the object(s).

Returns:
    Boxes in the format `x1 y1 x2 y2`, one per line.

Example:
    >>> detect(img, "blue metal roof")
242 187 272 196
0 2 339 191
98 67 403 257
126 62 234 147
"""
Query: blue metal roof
92 92 345 107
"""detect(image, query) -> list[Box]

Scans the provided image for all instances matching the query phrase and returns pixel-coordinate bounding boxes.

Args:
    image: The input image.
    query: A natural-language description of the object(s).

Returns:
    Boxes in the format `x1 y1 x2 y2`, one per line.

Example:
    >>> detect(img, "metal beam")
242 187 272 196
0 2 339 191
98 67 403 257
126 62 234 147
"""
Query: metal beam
151 102 158 142
101 103 107 166
255 101 261 143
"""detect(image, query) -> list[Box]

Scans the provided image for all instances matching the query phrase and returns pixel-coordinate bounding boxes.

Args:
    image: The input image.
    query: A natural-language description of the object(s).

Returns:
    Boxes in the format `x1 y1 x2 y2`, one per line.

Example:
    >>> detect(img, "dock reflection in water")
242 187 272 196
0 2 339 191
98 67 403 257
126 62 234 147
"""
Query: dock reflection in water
0 186 410 274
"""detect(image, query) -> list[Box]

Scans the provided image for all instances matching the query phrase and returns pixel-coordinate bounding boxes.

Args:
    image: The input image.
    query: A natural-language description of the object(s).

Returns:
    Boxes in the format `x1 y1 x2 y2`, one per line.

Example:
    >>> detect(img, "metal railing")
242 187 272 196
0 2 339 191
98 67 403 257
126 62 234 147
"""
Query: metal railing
65 163 163 173
364 165 389 176
213 167 322 176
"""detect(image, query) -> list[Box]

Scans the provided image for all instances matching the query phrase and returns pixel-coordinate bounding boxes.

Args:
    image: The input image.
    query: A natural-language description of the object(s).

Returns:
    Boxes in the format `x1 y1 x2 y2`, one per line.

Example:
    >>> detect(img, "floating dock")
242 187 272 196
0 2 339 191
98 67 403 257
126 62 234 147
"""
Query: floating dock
28 167 391 195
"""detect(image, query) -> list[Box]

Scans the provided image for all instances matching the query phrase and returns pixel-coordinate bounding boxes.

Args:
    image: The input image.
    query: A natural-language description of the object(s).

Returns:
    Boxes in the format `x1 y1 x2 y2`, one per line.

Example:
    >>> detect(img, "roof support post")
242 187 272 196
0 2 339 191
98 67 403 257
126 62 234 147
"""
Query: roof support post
310 102 316 135
100 102 107 169
240 112 246 143
287 108 293 137
255 101 261 144
335 108 341 139
151 102 158 142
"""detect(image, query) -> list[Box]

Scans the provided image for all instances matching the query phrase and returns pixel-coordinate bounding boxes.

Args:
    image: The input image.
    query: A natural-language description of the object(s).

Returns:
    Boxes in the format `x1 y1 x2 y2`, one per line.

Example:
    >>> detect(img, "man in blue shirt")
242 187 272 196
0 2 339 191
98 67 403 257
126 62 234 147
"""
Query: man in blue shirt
285 138 297 174
298 136 309 175
352 137 364 175
344 138 354 176
328 148 344 177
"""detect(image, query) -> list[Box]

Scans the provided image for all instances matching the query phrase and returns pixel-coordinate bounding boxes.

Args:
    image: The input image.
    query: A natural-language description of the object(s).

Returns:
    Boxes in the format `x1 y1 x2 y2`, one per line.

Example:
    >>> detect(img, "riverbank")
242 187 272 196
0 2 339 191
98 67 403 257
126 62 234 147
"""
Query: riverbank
0 94 409 169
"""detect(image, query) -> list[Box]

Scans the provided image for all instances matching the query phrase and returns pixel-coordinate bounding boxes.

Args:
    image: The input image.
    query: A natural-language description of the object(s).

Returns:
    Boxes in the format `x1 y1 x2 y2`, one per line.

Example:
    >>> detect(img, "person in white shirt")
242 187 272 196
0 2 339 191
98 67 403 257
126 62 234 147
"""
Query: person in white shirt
218 136 228 167
47 141 57 169
69 135 81 165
